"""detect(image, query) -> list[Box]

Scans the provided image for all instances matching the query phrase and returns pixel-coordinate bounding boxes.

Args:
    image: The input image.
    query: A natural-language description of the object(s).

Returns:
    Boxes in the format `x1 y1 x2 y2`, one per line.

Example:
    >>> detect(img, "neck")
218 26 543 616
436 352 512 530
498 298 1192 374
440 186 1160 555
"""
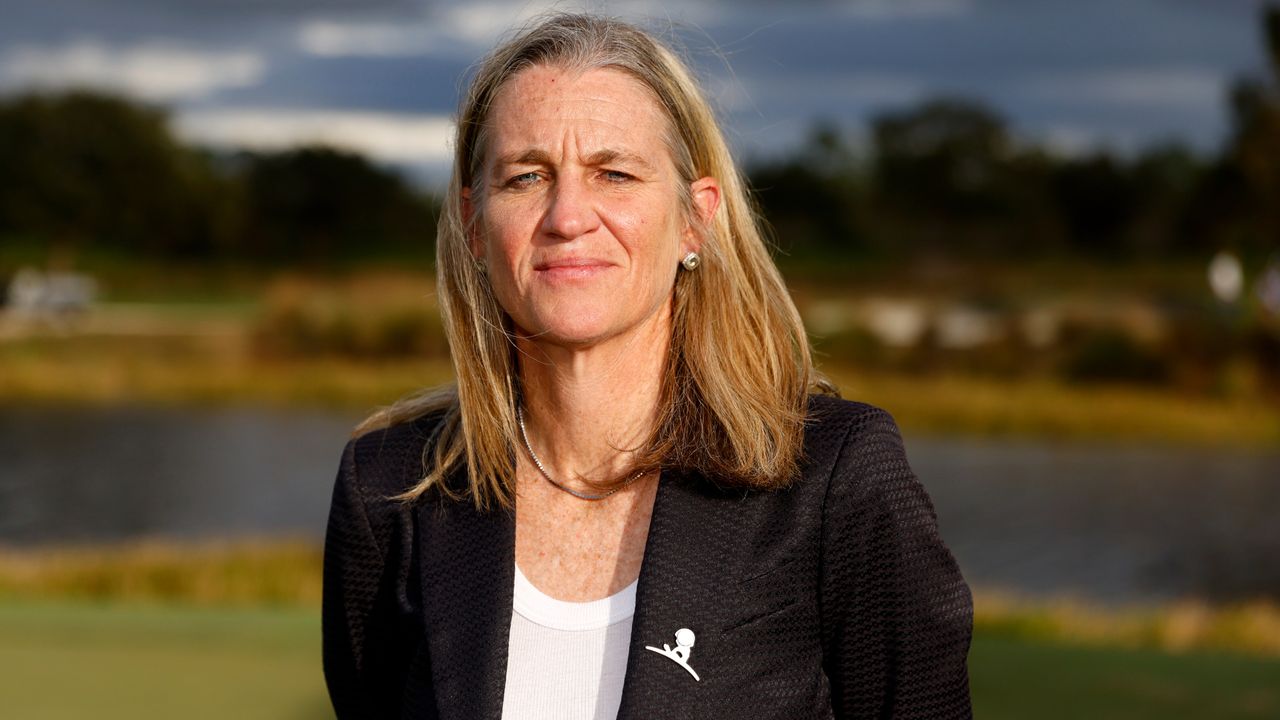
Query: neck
515 301 671 489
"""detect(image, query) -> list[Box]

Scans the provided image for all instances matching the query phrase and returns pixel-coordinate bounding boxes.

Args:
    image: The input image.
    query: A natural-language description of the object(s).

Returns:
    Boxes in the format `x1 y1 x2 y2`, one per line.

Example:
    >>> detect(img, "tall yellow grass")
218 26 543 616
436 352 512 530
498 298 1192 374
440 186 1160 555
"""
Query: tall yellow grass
2 269 1277 444
830 368 1280 446
974 589 1280 657
0 539 321 607
252 272 446 359
2 333 1276 445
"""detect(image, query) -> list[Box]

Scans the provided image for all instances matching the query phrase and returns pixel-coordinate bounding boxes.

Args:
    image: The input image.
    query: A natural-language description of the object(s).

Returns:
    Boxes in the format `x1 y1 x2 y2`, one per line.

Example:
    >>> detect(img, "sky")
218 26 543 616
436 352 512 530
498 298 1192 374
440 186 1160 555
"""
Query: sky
0 0 1273 186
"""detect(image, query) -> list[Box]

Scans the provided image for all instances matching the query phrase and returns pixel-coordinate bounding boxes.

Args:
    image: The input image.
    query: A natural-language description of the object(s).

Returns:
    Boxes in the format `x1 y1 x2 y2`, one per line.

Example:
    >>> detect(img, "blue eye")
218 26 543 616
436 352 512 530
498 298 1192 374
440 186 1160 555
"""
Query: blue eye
603 170 633 182
507 172 540 187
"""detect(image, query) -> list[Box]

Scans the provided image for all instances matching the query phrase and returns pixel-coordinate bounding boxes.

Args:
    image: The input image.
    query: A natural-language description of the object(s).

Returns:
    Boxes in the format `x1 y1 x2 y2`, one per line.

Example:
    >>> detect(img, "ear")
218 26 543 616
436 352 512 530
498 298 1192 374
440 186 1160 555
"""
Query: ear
682 176 721 256
461 186 483 261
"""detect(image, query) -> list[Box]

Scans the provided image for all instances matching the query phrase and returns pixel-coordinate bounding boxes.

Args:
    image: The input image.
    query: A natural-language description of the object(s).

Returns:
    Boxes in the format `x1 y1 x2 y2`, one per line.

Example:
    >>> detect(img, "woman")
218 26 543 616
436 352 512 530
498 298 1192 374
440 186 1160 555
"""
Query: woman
323 13 972 719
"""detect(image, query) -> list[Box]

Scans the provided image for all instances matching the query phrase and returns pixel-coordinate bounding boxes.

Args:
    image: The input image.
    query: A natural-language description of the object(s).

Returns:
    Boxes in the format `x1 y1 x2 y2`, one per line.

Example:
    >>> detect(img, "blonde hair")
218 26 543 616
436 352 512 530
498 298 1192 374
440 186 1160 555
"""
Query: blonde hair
360 13 833 509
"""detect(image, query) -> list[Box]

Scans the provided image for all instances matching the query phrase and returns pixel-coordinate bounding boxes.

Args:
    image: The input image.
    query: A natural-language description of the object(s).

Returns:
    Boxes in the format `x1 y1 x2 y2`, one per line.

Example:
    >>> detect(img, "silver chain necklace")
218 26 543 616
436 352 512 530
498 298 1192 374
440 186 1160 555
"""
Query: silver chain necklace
516 405 646 501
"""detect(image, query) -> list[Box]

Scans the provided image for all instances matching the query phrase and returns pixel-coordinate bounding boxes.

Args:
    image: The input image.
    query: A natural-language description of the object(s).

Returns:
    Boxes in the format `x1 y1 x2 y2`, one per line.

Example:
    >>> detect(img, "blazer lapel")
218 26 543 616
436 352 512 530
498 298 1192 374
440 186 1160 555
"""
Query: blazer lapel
414 469 741 719
417 488 515 720
617 469 743 718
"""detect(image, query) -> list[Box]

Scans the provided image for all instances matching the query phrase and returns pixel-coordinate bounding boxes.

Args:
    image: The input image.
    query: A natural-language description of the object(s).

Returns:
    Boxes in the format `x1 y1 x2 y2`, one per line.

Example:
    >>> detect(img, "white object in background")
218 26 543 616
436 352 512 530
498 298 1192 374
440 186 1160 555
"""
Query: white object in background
861 298 929 348
1208 251 1244 303
5 267 97 316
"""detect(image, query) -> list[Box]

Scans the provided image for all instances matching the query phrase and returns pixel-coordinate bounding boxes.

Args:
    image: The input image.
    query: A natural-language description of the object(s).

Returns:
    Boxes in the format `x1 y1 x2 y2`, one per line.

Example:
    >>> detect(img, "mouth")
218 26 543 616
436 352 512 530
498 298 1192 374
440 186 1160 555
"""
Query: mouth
533 257 614 279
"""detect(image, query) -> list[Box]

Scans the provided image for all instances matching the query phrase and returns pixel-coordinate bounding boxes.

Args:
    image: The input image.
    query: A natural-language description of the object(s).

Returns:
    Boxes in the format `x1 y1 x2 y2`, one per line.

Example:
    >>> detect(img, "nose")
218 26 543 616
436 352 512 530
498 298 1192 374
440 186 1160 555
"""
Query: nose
540 176 599 240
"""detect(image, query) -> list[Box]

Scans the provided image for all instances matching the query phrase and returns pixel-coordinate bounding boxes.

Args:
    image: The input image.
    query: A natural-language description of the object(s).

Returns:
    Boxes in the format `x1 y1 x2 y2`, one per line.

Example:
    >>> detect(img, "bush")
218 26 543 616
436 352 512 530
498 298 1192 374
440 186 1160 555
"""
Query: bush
1058 328 1171 385
1245 324 1280 396
251 273 447 359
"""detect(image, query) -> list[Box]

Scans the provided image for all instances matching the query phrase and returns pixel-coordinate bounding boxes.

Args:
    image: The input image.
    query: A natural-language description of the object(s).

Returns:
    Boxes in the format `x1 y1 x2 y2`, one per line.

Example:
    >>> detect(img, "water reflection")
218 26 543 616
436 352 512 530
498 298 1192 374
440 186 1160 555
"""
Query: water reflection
1 406 1277 605
0 405 359 545
911 438 1280 604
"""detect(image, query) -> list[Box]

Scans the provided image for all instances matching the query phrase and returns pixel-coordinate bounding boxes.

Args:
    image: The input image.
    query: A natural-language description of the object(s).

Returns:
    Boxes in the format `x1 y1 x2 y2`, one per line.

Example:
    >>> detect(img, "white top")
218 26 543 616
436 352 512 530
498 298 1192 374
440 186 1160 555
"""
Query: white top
500 565 638 720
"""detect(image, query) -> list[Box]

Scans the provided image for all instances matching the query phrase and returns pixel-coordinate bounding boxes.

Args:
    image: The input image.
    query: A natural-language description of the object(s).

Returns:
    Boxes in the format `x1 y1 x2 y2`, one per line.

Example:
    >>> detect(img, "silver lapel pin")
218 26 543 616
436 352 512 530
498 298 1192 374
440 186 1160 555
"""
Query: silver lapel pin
644 628 700 681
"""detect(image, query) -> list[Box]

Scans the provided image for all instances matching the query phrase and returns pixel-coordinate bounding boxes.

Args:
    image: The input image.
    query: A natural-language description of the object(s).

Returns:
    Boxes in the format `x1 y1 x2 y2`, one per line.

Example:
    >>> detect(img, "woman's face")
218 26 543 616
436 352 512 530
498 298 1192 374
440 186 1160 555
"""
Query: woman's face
466 64 718 348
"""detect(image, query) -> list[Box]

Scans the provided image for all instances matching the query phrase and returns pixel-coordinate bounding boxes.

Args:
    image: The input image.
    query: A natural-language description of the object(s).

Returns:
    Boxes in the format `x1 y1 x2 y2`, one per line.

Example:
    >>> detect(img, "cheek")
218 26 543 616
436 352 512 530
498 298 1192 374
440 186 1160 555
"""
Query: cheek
610 194 684 257
478 206 531 262
620 209 684 301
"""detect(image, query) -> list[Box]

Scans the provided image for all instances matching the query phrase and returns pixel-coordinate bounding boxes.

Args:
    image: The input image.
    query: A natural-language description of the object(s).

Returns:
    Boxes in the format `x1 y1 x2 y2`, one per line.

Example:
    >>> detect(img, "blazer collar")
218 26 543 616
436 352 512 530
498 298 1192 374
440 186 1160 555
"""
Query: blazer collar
417 483 516 720
617 469 743 717
416 468 741 719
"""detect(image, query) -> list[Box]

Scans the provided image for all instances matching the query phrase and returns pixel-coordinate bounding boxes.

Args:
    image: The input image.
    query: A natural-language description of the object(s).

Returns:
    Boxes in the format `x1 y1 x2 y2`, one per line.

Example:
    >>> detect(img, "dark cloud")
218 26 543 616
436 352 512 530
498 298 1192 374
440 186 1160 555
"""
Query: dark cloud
0 0 419 48
687 0 1262 153
206 54 468 114
1 0 1269 161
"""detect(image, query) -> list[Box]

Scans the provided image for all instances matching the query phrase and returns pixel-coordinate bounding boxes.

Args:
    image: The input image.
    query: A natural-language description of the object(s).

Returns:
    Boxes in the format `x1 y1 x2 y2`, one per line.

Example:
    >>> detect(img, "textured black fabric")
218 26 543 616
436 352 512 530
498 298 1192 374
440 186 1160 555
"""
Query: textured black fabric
322 395 973 719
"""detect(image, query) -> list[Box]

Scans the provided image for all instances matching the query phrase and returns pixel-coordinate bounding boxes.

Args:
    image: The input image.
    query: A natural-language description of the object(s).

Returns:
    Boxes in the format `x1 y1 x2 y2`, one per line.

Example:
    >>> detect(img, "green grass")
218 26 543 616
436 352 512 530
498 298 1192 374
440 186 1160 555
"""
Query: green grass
1 598 1277 719
0 599 332 720
971 633 1280 719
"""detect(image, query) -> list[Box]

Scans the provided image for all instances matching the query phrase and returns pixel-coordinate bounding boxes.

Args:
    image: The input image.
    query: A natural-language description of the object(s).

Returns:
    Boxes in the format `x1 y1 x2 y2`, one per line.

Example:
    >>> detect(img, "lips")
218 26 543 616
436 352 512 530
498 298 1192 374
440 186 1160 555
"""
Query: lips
533 257 614 280
533 257 612 271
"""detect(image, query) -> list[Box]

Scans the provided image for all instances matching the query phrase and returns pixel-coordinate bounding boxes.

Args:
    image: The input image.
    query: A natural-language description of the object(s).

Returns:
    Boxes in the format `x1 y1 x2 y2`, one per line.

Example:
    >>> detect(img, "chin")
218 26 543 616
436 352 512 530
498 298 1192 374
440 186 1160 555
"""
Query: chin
526 316 619 347
510 295 670 349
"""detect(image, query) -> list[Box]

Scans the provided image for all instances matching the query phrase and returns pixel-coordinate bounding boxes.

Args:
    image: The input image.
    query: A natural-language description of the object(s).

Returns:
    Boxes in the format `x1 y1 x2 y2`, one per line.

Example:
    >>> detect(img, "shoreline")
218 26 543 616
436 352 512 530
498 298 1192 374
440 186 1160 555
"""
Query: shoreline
2 352 1275 447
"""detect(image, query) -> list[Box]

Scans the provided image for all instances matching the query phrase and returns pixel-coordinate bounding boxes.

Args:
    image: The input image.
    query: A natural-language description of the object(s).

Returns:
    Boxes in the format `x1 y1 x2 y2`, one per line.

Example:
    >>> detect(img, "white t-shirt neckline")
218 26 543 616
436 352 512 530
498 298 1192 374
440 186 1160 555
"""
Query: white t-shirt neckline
512 564 638 631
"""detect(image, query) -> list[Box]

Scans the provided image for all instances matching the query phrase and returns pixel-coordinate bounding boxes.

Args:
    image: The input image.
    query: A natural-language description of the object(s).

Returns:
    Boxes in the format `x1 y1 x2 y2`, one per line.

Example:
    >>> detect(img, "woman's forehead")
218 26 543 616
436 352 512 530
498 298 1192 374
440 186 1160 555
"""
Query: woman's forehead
484 65 670 163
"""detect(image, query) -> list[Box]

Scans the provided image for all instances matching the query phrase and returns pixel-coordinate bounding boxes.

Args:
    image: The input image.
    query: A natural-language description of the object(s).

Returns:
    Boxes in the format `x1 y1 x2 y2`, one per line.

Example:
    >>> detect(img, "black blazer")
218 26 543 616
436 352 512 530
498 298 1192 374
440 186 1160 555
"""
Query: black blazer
322 394 973 719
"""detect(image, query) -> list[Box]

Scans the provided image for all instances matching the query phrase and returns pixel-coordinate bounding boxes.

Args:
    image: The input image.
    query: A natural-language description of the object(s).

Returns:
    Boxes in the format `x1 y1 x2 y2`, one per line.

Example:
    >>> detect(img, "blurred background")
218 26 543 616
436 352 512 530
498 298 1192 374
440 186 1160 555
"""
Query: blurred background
2 0 1279 717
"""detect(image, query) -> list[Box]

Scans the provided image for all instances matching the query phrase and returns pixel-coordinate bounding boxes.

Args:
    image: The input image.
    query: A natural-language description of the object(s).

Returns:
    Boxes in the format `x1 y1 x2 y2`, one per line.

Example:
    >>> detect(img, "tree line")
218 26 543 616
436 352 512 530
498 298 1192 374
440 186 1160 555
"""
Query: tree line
753 6 1280 264
2 7 1277 268
0 93 437 266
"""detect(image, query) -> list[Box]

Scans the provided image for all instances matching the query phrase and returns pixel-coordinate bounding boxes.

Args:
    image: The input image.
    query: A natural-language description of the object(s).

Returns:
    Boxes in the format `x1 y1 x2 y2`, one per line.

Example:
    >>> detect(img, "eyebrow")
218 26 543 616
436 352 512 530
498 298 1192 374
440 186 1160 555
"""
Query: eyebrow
493 148 656 174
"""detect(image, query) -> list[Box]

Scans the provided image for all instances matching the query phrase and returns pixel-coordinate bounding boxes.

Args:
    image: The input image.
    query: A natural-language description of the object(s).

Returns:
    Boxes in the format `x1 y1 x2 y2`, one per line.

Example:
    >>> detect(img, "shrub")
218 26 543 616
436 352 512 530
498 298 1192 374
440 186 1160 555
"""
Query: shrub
251 273 447 359
1058 328 1171 385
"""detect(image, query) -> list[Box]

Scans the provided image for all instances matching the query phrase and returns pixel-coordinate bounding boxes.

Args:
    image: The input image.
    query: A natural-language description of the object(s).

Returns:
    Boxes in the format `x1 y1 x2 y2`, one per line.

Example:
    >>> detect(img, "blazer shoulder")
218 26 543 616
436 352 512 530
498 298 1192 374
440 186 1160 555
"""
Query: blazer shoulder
806 392 899 423
343 410 448 499
810 395 973 716
803 393 905 466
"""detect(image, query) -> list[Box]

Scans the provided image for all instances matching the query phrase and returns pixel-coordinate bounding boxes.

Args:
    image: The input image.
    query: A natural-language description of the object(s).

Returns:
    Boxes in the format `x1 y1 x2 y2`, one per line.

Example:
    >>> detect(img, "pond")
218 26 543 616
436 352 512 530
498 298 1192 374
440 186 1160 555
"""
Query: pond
2 405 1277 605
